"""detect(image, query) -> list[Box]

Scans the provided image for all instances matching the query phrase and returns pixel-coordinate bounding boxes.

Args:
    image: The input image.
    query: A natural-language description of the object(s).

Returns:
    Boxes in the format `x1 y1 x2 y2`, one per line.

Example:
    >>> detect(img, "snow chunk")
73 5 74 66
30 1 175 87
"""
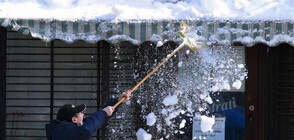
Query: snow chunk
198 107 204 112
136 128 152 140
161 108 168 115
157 41 163 47
200 115 215 132
204 96 213 104
137 99 141 104
162 95 178 106
165 110 181 126
178 61 183 67
108 35 140 44
179 119 186 129
238 64 244 69
232 80 242 89
150 34 162 42
125 100 131 105
185 49 190 54
146 112 157 126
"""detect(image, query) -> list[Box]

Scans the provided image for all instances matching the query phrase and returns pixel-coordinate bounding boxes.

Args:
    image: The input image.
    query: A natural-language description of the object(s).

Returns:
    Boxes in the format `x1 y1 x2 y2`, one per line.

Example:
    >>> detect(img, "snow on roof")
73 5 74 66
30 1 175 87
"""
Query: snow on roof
1 0 294 46
1 0 294 21
2 18 294 46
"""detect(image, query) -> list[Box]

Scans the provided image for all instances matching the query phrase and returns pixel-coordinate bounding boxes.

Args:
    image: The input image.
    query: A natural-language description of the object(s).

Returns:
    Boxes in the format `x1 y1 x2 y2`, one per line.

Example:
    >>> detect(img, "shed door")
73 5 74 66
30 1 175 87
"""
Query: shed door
266 44 294 140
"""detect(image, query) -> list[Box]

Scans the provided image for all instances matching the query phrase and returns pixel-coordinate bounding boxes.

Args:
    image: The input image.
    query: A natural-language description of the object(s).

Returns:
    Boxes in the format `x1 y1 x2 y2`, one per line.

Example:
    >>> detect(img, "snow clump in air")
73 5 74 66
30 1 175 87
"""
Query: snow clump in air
132 23 247 139
179 119 186 129
232 80 242 89
136 128 152 140
200 115 215 132
146 112 157 126
162 94 178 106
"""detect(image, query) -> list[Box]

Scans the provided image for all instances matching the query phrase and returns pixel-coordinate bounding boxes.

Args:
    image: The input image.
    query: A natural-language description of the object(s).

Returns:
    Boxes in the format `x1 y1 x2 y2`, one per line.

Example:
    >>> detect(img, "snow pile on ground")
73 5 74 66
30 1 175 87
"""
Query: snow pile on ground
136 128 152 140
1 0 294 21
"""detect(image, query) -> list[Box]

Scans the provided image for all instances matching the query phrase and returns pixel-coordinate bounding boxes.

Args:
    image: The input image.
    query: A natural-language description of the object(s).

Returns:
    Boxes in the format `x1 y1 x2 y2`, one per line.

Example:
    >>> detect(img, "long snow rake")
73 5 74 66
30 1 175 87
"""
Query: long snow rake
113 22 206 108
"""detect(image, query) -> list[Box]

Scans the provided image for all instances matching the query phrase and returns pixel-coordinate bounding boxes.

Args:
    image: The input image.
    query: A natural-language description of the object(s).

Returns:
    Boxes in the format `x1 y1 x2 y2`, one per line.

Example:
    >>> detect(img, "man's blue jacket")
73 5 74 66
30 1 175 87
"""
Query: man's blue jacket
45 100 119 140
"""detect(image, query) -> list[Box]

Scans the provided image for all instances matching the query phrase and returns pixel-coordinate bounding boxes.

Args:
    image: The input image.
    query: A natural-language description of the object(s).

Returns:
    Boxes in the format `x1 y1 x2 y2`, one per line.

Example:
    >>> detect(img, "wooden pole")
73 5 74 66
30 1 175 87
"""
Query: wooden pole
113 43 185 108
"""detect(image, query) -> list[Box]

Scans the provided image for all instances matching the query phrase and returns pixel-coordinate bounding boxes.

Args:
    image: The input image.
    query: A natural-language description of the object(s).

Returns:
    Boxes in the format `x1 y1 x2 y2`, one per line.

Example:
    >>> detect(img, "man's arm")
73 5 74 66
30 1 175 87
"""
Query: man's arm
80 90 131 135
102 90 131 116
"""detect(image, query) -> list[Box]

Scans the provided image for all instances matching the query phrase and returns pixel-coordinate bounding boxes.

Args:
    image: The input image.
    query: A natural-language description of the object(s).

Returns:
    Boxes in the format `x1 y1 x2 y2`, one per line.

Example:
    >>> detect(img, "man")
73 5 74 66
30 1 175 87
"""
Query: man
45 90 131 140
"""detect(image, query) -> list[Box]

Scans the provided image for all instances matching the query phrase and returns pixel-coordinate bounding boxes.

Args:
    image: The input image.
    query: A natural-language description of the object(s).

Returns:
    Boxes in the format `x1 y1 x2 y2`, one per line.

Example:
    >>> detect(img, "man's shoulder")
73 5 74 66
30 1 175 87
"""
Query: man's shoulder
47 120 76 130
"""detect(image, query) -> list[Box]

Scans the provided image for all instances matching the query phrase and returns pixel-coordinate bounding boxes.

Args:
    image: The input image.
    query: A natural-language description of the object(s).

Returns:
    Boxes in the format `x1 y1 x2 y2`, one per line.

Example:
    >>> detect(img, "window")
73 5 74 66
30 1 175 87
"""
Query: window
3 30 138 140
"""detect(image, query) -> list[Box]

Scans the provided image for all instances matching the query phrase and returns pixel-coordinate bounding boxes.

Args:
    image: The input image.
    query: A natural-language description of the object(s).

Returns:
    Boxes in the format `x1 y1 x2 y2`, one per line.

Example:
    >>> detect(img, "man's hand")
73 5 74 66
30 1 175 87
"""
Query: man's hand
118 90 131 102
103 106 114 116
